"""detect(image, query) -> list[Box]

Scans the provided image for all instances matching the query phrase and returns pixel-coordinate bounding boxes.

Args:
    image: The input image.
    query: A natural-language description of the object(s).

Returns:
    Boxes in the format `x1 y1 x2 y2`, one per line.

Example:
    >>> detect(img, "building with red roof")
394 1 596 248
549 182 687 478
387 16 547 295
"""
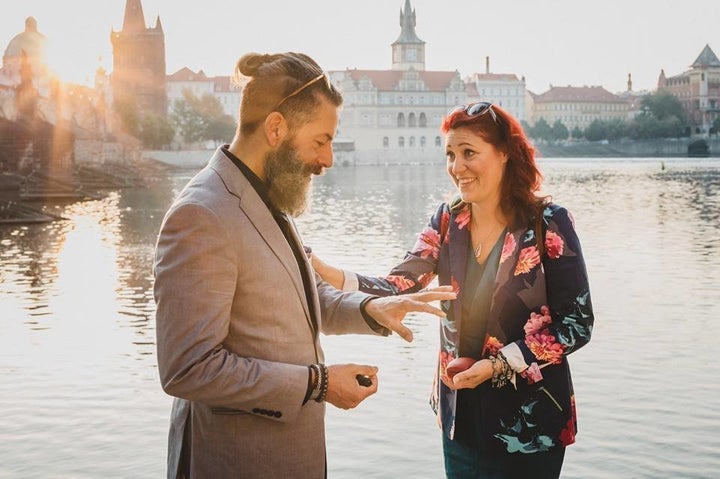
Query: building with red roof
658 44 720 134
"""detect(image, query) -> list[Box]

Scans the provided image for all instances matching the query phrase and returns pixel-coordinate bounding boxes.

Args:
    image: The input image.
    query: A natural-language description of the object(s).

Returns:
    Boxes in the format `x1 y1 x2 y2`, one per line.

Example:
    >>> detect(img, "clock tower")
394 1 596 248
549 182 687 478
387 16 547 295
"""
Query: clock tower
391 0 425 71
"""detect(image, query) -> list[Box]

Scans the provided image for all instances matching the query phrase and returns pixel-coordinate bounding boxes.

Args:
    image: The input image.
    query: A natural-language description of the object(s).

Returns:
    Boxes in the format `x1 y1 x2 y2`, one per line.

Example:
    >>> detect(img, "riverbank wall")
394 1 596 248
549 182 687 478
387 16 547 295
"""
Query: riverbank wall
536 137 720 158
143 137 720 168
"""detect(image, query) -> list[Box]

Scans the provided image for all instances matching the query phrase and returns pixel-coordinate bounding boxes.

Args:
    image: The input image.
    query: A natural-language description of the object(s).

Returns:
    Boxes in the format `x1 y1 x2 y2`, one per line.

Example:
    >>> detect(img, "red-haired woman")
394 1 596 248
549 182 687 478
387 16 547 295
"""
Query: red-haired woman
312 103 594 478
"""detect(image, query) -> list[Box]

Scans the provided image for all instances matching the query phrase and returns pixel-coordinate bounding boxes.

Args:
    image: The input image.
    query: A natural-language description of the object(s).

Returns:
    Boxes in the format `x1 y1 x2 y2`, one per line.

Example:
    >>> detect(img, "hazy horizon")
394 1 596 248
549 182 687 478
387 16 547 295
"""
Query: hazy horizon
2 0 719 94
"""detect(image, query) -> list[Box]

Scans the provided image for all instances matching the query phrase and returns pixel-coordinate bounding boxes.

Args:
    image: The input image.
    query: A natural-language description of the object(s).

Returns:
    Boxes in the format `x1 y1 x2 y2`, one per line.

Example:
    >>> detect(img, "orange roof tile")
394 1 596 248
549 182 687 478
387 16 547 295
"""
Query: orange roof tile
167 67 207 81
339 69 459 91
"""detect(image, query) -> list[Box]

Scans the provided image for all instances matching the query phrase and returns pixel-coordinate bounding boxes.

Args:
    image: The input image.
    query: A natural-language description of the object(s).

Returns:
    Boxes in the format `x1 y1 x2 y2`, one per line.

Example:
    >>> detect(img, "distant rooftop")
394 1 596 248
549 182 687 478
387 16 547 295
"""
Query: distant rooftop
534 85 625 103
691 44 720 68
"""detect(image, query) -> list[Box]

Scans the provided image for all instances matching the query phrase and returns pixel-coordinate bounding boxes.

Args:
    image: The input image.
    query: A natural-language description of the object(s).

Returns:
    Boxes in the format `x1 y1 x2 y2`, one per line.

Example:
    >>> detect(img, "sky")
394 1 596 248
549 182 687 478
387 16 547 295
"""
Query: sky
2 0 720 94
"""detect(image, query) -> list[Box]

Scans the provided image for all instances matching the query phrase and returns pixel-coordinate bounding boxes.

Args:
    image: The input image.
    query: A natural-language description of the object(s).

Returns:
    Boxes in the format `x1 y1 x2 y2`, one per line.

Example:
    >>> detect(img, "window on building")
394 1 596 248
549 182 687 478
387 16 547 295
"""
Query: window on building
399 136 405 147
410 137 416 147
419 113 427 127
409 113 417 127
383 136 389 148
398 113 406 127
420 136 426 147
435 136 441 147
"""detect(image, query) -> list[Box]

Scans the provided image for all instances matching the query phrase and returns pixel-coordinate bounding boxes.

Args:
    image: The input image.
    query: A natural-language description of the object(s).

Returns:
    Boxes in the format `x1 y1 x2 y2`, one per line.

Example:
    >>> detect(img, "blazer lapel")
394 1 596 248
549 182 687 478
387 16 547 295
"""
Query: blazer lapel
448 204 471 343
208 149 317 335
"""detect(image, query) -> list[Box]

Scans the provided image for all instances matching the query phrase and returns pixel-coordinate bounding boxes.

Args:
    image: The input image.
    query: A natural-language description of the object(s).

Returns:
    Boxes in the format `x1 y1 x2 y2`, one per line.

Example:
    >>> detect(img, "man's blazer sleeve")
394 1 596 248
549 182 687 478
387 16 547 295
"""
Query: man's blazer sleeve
153 202 308 423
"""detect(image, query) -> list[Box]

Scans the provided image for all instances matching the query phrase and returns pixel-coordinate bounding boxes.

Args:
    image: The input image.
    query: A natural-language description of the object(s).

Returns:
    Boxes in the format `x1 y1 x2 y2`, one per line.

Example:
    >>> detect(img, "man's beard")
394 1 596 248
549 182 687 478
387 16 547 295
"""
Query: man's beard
265 138 323 217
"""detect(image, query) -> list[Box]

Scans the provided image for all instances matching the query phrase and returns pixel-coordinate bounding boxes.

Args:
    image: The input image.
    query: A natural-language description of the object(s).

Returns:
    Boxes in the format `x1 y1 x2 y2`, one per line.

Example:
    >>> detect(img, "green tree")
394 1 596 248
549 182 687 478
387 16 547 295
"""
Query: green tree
551 120 569 142
641 91 684 121
140 112 175 149
606 118 628 141
171 89 236 146
521 120 533 135
584 119 608 142
171 90 205 144
531 118 553 142
627 114 655 139
570 126 584 140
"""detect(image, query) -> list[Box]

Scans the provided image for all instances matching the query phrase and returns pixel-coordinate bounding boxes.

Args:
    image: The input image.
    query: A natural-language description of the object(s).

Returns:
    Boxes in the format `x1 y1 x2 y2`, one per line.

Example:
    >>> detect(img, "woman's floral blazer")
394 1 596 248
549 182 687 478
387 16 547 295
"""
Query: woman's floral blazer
344 200 594 454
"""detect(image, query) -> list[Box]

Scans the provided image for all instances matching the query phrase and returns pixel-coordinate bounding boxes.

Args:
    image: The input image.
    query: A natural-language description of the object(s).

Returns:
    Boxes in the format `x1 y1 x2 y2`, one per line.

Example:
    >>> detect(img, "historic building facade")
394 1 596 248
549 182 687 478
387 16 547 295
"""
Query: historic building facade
110 0 167 116
658 44 720 134
530 85 629 131
165 67 242 121
465 57 526 122
328 0 469 165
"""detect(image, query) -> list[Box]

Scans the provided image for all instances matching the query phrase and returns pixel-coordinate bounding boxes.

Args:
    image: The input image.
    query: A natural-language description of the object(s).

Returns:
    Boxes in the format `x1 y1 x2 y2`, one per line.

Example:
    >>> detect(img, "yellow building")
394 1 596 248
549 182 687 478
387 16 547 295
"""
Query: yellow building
531 85 629 131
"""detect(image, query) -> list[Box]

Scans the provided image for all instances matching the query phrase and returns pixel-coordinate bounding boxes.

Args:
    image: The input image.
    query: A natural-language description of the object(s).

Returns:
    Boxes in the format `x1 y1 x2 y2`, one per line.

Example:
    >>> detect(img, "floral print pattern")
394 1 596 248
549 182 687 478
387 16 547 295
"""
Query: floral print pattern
525 330 566 365
482 335 504 357
519 362 543 385
524 305 552 335
351 201 594 454
514 245 541 276
412 226 441 260
500 232 517 264
545 230 565 259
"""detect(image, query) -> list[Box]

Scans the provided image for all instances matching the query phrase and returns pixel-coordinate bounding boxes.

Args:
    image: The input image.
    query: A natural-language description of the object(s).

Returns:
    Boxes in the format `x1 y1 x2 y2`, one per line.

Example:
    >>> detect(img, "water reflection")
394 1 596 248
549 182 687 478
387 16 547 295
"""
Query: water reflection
1 158 719 478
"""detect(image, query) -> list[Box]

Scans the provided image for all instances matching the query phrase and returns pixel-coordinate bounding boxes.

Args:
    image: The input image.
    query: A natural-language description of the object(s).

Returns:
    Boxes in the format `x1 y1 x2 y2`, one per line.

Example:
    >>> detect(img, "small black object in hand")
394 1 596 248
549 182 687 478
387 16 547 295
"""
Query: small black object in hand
356 374 372 387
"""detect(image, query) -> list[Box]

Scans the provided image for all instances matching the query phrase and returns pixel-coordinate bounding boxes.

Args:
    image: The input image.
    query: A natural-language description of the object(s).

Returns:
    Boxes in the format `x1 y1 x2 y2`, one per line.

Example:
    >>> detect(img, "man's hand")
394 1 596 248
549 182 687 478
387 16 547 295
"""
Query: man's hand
325 364 379 410
364 286 457 342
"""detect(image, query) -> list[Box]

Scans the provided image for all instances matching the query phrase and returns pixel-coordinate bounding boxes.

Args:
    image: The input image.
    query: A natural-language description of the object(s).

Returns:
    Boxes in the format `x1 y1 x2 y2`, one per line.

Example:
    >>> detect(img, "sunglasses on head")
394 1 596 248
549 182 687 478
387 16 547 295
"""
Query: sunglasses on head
275 73 331 109
449 101 498 123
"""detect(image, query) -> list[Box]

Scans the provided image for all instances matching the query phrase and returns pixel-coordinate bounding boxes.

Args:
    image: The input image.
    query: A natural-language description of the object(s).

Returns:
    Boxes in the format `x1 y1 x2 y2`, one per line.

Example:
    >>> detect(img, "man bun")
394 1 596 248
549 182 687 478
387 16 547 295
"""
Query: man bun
235 53 284 78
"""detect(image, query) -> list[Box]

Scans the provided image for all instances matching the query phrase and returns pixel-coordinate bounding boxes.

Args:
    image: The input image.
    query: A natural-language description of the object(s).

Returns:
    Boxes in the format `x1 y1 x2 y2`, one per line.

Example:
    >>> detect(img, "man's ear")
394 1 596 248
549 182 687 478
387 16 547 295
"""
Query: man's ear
264 112 289 147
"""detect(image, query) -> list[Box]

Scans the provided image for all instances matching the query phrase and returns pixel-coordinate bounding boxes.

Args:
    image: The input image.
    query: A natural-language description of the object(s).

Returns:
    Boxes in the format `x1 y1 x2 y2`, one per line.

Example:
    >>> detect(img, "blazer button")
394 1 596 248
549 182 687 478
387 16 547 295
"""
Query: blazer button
274 411 282 418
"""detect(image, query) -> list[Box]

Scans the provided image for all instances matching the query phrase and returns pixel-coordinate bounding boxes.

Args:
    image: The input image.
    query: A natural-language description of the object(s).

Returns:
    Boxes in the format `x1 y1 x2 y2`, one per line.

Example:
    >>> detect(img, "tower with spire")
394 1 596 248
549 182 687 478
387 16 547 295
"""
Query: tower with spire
110 0 166 117
391 0 425 71
657 44 720 134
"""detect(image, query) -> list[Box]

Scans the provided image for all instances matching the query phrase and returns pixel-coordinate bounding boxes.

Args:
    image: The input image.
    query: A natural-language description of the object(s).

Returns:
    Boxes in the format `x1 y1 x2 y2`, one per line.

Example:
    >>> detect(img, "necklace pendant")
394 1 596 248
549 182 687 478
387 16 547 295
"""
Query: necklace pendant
474 243 483 258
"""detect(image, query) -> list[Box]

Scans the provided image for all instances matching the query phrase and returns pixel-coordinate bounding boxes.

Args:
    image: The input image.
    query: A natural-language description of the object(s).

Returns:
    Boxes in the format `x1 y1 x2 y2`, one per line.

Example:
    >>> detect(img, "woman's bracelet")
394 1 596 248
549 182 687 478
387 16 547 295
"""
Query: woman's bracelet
490 352 513 388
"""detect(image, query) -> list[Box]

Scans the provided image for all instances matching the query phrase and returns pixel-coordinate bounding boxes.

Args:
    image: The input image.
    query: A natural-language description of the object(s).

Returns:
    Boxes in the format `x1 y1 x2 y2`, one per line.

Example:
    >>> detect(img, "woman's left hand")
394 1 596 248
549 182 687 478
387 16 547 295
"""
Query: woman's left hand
442 358 494 390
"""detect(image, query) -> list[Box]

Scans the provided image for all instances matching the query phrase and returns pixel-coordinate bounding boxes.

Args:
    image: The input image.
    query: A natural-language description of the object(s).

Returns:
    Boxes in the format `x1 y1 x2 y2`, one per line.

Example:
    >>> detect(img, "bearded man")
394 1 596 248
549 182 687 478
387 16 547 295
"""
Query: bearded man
152 52 455 479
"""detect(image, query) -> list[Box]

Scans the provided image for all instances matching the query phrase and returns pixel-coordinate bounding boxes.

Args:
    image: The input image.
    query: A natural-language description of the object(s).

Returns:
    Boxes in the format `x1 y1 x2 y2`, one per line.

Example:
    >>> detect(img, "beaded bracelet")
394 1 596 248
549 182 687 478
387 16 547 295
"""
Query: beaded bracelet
315 363 329 403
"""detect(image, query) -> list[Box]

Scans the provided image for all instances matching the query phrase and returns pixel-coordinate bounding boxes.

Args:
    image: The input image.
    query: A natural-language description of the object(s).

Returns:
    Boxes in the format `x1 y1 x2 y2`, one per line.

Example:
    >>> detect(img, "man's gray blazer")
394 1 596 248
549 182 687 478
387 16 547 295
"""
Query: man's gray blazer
153 148 377 478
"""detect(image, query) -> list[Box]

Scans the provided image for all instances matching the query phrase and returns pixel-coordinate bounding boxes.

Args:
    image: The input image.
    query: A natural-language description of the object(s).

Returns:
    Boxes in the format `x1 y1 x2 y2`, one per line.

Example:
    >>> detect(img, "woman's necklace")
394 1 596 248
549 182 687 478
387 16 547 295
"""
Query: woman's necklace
472 219 503 259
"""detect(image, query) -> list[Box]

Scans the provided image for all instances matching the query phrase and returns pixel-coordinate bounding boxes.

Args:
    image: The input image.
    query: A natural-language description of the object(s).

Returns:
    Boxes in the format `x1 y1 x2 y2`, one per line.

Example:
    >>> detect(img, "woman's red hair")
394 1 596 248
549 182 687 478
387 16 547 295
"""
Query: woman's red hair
441 103 545 226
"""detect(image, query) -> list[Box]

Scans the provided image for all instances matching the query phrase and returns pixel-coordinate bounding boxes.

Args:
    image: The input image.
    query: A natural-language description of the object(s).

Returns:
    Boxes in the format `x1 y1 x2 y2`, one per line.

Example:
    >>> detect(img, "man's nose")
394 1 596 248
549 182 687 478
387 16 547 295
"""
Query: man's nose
319 144 334 168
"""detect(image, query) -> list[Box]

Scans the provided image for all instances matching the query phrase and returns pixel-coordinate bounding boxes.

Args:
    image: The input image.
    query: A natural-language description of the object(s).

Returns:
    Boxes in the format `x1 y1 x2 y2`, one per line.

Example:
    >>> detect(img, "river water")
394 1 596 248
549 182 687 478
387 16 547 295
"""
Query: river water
1 157 719 478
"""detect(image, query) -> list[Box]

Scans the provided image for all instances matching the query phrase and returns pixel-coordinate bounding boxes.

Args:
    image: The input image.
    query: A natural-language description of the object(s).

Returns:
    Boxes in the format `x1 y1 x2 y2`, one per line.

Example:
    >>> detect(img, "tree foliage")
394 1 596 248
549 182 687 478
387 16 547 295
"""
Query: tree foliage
172 89 236 146
551 120 569 142
641 91 684 121
140 113 175 149
529 117 553 142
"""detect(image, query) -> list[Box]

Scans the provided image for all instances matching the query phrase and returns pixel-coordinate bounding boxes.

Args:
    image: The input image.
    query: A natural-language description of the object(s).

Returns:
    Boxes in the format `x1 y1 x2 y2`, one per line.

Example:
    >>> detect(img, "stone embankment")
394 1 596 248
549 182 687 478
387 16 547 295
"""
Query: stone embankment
536 138 720 158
